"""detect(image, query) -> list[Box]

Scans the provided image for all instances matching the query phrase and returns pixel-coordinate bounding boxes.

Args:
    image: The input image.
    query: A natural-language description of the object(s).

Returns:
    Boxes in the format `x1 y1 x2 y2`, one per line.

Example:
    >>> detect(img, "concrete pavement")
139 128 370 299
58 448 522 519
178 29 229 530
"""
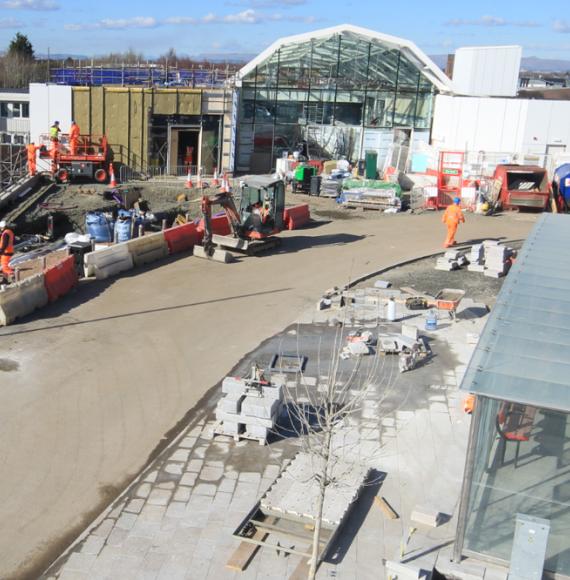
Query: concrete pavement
0 210 536 578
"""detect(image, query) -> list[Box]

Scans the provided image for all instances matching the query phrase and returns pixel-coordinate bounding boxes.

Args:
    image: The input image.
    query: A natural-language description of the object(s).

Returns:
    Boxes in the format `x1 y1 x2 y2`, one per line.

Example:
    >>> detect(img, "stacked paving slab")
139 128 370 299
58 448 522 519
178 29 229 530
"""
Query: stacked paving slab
215 374 284 443
435 249 468 271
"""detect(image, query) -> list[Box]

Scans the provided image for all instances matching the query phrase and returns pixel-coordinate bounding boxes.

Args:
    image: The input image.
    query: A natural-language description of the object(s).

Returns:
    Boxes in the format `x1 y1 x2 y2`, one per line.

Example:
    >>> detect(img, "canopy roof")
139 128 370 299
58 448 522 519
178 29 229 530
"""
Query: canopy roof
461 214 570 413
237 24 452 93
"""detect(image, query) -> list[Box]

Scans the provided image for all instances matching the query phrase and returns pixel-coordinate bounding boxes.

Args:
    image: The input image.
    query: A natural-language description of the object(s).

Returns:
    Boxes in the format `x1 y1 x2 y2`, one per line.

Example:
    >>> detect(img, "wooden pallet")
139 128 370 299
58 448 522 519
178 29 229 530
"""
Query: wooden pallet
213 421 268 445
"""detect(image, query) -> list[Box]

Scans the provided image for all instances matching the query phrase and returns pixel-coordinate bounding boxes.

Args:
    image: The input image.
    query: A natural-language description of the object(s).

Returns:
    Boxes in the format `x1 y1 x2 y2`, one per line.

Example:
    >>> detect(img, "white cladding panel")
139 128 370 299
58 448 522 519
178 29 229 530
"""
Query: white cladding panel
453 46 522 97
29 84 72 144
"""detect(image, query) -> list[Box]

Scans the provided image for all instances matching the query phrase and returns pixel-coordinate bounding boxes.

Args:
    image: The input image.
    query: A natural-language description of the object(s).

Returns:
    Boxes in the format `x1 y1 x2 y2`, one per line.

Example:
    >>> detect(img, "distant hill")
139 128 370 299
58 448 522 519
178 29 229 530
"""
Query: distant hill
429 53 570 73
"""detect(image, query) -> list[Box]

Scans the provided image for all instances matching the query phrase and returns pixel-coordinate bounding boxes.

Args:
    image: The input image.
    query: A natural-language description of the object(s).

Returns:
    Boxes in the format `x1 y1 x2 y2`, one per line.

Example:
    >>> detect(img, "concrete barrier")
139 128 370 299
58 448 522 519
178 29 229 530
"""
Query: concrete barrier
125 232 169 267
163 222 203 254
84 243 134 280
284 204 311 230
0 273 48 326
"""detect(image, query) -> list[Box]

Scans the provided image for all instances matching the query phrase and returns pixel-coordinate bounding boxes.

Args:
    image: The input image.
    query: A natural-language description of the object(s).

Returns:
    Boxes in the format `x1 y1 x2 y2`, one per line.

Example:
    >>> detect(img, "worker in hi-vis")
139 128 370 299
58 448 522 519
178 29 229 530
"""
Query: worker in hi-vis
0 220 15 280
26 142 40 176
69 120 80 155
442 197 465 248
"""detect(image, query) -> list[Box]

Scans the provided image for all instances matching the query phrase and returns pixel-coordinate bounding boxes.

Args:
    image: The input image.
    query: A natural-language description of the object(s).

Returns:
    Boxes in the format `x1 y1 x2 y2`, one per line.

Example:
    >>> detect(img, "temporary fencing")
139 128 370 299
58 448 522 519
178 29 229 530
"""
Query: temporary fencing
0 273 48 326
44 256 78 302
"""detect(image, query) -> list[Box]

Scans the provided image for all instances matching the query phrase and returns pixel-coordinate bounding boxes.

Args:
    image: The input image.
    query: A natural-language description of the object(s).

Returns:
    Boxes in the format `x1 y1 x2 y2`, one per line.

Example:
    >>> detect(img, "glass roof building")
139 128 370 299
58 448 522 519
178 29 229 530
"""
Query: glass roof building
455 214 570 576
233 24 452 173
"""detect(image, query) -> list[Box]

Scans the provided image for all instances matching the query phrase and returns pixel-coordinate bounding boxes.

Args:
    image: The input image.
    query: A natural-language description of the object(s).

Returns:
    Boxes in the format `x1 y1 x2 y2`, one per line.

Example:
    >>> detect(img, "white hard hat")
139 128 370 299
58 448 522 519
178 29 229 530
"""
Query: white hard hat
0 220 6 228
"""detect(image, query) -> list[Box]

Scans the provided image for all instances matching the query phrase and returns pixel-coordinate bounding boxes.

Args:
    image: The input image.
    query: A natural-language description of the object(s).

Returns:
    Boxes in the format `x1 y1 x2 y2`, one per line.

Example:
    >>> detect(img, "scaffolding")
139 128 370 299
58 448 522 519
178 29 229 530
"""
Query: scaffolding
0 144 27 191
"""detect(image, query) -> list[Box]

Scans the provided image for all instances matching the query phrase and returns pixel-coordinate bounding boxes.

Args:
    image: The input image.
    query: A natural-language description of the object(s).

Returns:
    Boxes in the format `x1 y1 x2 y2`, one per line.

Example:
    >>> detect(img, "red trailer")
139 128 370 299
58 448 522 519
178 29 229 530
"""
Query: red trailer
38 133 110 183
493 164 550 211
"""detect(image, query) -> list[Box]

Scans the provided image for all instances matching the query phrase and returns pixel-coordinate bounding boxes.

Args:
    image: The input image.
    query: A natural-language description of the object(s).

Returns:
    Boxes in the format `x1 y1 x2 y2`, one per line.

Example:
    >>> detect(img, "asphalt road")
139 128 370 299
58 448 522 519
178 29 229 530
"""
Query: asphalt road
0 210 537 579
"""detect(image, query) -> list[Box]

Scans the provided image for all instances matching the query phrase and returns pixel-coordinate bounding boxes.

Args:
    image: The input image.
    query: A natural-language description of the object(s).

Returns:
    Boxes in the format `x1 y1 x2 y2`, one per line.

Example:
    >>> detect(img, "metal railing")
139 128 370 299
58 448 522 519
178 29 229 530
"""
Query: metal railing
119 165 207 183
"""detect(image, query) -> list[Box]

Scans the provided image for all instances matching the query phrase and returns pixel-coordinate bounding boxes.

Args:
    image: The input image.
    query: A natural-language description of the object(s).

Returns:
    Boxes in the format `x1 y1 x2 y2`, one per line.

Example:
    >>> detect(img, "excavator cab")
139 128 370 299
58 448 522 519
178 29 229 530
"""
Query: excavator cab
239 176 285 237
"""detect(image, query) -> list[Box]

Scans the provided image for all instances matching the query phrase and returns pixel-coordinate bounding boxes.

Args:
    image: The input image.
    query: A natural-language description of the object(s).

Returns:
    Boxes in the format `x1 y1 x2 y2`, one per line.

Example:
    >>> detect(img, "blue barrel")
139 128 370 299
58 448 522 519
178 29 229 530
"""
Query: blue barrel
85 212 114 243
554 164 570 205
114 210 132 243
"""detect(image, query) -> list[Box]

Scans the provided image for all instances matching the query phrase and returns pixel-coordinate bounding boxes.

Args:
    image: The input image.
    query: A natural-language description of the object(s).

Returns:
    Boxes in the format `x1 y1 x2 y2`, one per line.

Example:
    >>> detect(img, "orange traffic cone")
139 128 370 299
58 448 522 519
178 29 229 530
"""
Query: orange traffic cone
185 166 193 189
212 168 220 187
109 163 117 188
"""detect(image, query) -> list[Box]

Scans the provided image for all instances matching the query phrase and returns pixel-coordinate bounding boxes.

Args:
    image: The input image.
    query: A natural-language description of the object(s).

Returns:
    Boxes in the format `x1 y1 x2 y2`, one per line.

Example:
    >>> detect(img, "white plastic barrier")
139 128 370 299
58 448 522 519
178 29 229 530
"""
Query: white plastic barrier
84 243 134 280
0 273 48 326
125 232 169 267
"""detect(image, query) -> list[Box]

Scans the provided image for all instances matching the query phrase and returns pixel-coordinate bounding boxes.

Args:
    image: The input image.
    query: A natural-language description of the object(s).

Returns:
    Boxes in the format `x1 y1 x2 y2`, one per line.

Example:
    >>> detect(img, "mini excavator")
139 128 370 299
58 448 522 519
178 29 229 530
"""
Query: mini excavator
193 175 286 262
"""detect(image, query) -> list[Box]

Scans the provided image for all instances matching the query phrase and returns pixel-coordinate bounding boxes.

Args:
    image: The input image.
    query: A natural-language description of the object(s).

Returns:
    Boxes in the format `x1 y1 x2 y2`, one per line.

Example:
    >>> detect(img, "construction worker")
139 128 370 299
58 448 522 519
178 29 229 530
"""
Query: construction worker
0 220 15 281
50 120 61 143
69 120 80 155
442 197 465 248
26 142 40 176
50 141 59 175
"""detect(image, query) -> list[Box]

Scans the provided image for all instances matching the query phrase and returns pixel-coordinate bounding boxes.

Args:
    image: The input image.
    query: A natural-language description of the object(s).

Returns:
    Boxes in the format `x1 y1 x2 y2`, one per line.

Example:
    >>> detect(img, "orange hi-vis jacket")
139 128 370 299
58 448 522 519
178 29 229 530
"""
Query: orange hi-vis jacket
442 204 465 226
0 228 15 256
26 143 39 160
69 124 80 141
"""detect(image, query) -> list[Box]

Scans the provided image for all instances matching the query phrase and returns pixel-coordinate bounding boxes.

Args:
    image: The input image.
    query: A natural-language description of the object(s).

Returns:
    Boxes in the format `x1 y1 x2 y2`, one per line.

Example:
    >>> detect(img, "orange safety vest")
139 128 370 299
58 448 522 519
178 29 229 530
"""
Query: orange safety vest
442 204 465 226
0 229 15 256
26 143 38 160
69 124 80 140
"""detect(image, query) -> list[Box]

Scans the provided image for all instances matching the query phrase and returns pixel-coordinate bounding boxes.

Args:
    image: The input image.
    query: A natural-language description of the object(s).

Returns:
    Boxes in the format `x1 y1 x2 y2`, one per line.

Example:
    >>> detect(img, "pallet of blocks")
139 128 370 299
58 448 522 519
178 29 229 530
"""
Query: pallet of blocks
214 370 284 445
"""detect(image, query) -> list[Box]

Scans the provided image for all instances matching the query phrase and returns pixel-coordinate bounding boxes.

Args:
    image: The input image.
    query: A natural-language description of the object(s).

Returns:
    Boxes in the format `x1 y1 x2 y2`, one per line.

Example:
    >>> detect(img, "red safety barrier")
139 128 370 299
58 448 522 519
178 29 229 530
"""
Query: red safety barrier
163 222 204 254
197 215 232 236
284 204 311 230
44 256 78 302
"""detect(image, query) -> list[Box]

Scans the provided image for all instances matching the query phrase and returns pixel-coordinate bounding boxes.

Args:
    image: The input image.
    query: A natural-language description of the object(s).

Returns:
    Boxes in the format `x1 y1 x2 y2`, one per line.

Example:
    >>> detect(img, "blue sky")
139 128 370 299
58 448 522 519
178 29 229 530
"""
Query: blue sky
0 0 569 59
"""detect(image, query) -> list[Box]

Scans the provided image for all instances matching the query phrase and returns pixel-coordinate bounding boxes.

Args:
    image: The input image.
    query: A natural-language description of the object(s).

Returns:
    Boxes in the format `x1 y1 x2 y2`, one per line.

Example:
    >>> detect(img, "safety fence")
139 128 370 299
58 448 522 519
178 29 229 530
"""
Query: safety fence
0 203 312 326
119 165 206 183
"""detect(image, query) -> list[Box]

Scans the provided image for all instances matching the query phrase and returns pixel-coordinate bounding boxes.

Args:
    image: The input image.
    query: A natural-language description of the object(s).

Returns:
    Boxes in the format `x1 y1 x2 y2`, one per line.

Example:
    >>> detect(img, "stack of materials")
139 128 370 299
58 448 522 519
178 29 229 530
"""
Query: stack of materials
483 241 514 278
467 244 485 273
338 180 402 210
215 369 284 444
320 176 344 198
435 250 468 271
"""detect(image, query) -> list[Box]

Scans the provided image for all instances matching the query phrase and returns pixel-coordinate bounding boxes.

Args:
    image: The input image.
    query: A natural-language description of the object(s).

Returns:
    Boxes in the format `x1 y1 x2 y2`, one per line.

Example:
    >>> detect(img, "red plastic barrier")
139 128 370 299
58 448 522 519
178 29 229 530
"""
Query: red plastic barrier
284 204 311 230
44 256 78 302
197 215 232 236
163 222 203 254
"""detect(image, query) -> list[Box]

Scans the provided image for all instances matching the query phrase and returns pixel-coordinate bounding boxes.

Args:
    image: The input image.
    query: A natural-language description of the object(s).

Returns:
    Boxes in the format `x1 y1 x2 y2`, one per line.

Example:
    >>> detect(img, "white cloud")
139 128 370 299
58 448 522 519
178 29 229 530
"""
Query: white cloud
445 15 540 28
65 10 318 31
1 0 58 10
554 20 570 33
0 17 24 28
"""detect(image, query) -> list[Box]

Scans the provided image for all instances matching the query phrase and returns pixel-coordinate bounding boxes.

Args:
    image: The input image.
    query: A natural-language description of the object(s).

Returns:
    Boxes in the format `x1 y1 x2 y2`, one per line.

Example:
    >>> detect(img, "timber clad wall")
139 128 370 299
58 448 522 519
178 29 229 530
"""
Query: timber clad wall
72 87 202 168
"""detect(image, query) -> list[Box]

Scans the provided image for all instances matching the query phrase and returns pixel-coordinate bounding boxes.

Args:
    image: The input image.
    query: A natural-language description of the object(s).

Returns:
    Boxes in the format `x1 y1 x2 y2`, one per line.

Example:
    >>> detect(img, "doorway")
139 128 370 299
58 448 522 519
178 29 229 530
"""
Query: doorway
168 126 200 175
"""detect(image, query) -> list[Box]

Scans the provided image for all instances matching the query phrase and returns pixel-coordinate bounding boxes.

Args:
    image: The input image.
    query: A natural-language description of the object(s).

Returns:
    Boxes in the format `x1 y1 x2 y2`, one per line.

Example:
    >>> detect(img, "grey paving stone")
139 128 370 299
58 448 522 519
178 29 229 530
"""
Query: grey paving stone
164 463 183 476
174 486 192 503
106 527 129 547
166 502 187 519
116 512 138 531
180 472 197 487
170 449 190 462
193 446 208 458
218 478 236 493
79 535 105 556
238 472 261 484
193 483 217 496
92 518 114 539
136 483 152 499
139 504 167 522
179 437 198 449
124 498 145 514
147 489 173 507
145 470 158 483
200 465 224 481
62 552 97 573
157 481 176 490
212 492 233 508
187 459 204 472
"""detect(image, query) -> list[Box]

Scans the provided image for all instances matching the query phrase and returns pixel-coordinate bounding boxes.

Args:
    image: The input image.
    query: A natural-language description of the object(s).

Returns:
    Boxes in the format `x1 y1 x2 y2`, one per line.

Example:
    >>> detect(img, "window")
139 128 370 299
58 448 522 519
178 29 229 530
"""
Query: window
0 101 29 118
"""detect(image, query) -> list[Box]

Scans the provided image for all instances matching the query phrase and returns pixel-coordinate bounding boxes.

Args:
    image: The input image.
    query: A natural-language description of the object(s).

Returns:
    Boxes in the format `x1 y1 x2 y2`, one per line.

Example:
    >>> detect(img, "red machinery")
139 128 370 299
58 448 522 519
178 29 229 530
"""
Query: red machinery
437 151 464 208
38 133 110 183
493 164 550 211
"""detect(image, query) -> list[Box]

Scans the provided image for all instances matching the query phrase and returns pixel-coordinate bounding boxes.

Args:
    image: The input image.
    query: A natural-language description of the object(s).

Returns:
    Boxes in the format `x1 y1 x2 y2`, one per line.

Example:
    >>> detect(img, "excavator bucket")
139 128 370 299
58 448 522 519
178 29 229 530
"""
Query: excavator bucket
193 244 234 263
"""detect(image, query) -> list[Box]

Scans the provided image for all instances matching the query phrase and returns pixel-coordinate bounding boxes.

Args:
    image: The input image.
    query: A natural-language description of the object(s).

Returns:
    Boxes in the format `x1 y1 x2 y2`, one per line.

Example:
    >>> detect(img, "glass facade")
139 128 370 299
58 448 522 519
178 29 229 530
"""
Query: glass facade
461 396 570 575
236 31 437 172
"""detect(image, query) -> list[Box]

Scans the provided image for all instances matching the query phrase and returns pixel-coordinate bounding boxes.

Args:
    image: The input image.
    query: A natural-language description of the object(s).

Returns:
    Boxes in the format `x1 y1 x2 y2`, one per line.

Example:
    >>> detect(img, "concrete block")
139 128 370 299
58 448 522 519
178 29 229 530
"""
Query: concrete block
457 255 468 266
385 560 429 580
218 393 244 414
444 250 461 260
467 264 485 273
435 261 459 271
262 384 283 401
247 424 269 439
215 409 240 423
241 396 280 420
484 269 505 278
483 239 500 247
238 414 275 428
221 377 246 396
217 420 242 435
374 280 391 289
401 324 419 340
348 341 370 355
317 298 332 311
411 506 446 527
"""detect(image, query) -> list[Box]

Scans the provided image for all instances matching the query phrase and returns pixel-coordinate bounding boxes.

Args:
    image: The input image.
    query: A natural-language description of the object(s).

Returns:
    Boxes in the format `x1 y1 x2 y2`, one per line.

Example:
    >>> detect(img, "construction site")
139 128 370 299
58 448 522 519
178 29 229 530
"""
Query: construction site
0 21 569 580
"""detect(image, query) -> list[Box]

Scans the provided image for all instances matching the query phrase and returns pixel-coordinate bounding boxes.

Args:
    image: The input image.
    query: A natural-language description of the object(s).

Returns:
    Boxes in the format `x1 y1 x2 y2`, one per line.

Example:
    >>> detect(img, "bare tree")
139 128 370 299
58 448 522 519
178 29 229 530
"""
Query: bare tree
275 303 401 579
